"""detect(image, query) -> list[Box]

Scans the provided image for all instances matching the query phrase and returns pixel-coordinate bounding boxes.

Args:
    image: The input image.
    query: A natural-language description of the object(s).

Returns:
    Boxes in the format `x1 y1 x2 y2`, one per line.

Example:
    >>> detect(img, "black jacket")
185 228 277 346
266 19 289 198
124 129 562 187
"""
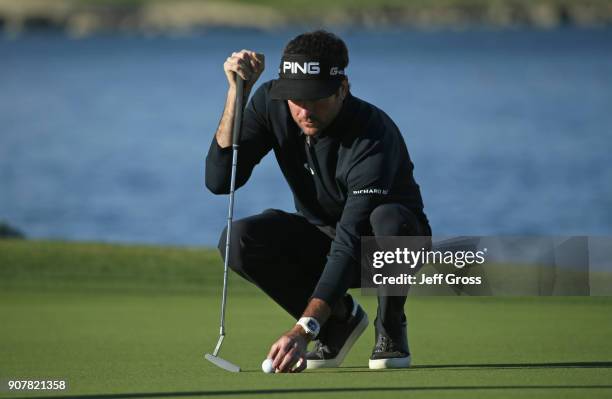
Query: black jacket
206 81 427 305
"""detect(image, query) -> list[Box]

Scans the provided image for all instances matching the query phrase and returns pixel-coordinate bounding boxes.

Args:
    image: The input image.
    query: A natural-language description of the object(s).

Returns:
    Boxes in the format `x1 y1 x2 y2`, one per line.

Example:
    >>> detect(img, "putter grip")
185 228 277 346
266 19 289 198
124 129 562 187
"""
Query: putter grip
232 77 245 146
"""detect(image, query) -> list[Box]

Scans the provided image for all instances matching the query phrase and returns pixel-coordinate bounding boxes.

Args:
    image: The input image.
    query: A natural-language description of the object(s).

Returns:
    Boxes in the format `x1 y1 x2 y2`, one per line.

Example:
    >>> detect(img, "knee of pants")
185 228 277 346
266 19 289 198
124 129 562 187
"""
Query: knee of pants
217 219 251 275
370 204 404 236
370 203 420 236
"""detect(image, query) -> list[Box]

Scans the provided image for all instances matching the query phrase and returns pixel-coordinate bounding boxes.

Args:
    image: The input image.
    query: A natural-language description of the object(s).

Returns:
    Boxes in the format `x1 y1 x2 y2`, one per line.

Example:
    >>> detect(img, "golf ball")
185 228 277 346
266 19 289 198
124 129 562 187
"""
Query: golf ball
261 358 274 374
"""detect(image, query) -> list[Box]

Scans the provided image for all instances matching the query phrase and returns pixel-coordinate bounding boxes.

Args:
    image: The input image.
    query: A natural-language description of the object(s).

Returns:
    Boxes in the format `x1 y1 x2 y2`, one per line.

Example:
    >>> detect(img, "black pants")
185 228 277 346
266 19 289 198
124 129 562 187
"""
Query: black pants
218 204 431 339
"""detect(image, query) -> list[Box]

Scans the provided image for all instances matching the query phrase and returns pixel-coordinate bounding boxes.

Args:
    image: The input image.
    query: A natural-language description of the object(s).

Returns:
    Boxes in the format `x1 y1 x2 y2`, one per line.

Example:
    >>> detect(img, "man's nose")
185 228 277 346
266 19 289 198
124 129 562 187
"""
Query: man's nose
297 103 313 119
298 107 311 119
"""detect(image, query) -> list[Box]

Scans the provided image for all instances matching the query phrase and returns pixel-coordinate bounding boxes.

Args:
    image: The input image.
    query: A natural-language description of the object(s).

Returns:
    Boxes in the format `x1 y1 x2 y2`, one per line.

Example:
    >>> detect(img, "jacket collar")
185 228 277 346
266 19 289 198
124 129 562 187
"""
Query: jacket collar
297 93 358 144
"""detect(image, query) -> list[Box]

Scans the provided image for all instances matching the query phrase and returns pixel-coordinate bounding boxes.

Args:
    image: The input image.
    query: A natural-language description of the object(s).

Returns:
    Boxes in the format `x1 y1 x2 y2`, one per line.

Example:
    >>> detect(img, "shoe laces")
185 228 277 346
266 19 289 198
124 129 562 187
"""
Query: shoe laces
313 340 333 356
374 335 398 353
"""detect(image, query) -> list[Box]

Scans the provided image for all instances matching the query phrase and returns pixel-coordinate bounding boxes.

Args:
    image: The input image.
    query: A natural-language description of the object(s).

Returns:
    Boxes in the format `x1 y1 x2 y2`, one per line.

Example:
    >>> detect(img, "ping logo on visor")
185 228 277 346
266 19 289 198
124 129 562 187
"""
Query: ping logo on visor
282 61 320 75
270 53 346 100
278 55 344 80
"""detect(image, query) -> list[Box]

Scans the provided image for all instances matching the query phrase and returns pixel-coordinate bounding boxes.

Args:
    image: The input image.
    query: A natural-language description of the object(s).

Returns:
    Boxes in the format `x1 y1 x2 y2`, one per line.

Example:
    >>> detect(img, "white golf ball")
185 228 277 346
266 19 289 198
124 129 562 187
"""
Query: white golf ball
261 358 274 374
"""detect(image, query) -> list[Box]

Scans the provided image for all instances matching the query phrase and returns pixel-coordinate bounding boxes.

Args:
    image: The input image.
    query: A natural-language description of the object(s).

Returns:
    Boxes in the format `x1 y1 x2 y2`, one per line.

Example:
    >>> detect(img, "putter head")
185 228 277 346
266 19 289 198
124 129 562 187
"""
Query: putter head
205 353 241 372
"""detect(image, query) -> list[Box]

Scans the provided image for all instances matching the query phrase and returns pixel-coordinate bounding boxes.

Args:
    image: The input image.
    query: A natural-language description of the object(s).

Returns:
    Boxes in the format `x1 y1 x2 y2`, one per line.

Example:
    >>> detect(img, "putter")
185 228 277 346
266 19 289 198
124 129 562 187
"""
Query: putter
205 77 245 373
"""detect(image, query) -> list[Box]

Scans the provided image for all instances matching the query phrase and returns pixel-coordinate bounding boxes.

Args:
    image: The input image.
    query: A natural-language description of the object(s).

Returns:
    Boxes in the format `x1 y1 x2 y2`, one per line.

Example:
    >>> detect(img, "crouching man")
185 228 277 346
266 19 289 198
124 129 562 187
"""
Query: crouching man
206 30 431 373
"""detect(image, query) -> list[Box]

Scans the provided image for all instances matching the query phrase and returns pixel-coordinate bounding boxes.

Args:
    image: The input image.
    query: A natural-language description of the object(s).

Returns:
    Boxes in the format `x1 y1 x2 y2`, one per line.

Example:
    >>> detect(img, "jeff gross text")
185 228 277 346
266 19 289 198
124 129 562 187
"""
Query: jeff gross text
372 273 482 286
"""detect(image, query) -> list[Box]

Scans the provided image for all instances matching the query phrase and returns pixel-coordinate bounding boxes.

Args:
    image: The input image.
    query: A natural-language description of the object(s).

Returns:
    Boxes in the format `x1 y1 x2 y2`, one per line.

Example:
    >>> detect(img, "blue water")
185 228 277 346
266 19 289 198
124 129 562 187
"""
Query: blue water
1 28 611 246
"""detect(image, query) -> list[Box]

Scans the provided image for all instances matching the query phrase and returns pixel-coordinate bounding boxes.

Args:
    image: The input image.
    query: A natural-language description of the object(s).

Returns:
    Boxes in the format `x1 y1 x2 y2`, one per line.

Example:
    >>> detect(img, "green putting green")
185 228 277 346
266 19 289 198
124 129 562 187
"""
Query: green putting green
1 240 611 399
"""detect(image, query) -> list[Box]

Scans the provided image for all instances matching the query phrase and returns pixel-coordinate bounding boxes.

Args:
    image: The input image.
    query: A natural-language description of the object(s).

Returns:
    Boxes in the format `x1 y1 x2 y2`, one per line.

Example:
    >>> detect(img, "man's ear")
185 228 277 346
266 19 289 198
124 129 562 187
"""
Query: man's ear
340 79 349 99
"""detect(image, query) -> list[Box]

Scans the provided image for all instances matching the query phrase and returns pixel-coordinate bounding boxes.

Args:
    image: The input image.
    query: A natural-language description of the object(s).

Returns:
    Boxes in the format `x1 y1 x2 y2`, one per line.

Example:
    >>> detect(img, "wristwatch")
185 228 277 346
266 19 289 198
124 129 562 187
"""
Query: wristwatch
296 317 320 339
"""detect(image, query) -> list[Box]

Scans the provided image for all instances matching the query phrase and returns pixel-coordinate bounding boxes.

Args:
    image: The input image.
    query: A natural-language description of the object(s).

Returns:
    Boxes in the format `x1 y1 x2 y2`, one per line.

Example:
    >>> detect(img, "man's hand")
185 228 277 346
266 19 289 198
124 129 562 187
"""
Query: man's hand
265 298 333 373
224 49 265 93
215 49 264 148
267 326 309 373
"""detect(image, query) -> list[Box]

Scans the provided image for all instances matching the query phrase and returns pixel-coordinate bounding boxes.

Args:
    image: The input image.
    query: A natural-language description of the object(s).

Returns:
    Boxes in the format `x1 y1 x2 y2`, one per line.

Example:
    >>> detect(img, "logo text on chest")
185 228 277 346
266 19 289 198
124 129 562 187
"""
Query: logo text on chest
352 188 389 195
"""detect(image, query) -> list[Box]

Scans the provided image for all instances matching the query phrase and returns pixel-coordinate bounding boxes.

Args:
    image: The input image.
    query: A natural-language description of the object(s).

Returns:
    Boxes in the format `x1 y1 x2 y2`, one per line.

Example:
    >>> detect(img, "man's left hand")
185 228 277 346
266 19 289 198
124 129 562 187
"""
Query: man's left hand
267 326 308 373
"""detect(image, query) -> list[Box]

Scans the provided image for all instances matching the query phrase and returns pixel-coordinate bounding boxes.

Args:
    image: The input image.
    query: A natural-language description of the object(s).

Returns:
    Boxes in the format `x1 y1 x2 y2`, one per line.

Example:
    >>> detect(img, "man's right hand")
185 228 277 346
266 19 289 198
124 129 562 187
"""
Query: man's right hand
214 50 264 149
224 50 265 94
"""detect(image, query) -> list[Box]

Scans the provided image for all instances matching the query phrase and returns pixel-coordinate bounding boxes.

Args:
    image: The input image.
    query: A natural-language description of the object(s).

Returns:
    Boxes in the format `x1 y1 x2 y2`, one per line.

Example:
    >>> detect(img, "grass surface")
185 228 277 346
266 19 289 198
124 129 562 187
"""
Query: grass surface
1 240 612 399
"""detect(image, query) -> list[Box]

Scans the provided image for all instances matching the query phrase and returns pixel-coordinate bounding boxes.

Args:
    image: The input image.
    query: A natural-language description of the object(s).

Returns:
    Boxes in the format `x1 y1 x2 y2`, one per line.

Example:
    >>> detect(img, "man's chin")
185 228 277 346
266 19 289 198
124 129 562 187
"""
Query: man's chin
301 126 320 136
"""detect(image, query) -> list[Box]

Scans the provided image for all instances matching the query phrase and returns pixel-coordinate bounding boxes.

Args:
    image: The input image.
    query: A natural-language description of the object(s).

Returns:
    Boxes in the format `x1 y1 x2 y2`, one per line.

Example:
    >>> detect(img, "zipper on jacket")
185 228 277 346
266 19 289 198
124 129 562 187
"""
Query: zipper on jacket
304 132 336 203
304 135 315 175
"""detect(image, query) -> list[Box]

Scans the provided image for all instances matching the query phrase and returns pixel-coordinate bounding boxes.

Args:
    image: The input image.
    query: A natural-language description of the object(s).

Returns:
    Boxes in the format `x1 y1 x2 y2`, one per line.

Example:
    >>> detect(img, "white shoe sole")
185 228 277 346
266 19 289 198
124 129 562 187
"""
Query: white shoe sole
306 312 369 369
368 355 411 369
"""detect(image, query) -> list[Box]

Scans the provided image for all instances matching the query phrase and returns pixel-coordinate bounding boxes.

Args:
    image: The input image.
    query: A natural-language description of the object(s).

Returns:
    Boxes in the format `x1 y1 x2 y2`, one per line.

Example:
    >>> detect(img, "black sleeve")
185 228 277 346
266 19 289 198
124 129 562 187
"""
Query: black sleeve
205 84 273 194
312 135 399 305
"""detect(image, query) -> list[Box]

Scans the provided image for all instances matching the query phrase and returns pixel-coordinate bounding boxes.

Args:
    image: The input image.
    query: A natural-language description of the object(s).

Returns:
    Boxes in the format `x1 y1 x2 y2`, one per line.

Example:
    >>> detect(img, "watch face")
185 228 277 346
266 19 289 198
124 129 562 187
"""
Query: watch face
307 320 317 330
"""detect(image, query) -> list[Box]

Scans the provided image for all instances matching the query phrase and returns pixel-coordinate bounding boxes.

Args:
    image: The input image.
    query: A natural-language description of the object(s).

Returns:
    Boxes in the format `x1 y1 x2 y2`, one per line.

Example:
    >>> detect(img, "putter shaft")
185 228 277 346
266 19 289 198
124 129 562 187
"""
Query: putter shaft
206 77 244 372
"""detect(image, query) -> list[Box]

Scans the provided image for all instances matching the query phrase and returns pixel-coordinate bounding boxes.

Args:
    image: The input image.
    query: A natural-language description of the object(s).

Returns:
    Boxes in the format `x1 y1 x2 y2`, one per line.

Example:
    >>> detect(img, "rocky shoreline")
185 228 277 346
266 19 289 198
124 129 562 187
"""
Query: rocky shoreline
1 0 611 37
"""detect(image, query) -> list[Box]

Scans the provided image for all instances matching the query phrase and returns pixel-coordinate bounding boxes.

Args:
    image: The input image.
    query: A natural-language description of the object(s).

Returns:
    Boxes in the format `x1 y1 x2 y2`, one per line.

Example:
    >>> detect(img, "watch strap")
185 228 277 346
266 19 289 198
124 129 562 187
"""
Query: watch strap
296 317 320 339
